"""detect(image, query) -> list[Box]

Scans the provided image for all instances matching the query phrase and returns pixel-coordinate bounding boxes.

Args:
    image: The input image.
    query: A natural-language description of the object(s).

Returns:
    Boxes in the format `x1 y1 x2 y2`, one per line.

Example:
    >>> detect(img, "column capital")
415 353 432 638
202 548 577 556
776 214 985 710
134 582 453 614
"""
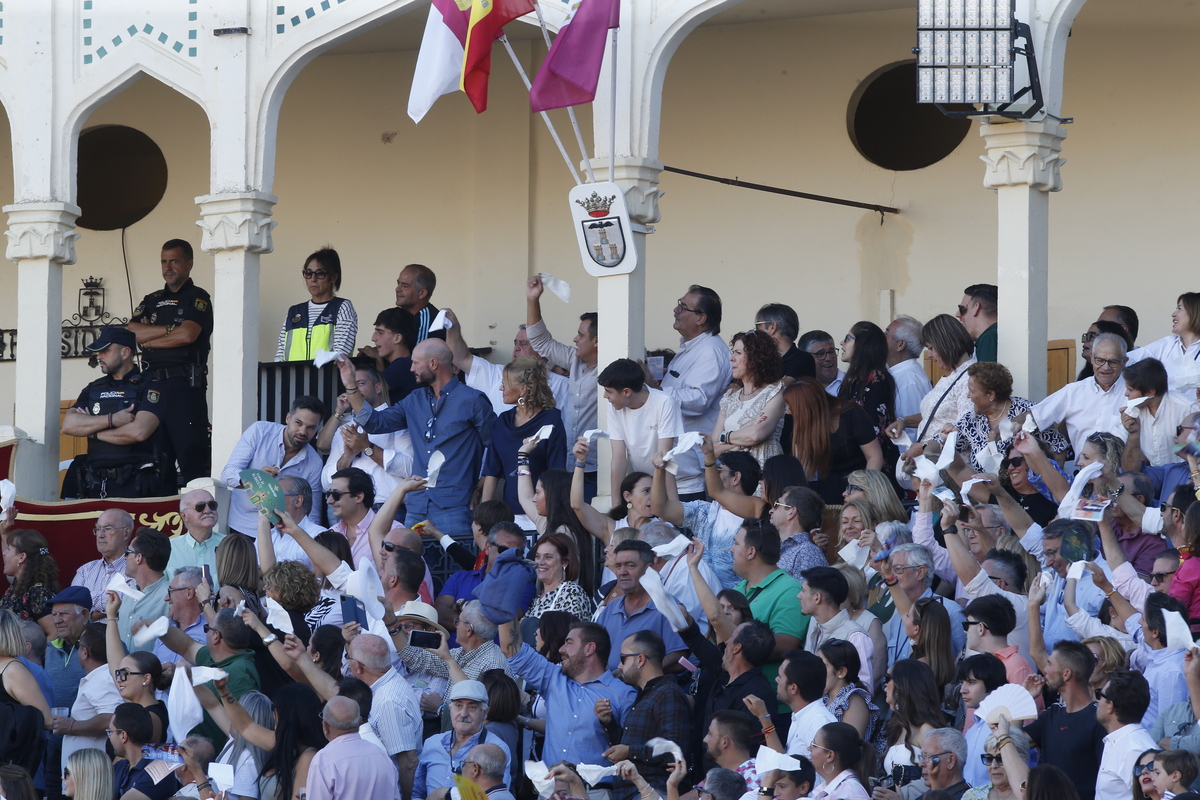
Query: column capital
979 120 1068 193
585 157 665 226
195 192 278 254
3 202 81 264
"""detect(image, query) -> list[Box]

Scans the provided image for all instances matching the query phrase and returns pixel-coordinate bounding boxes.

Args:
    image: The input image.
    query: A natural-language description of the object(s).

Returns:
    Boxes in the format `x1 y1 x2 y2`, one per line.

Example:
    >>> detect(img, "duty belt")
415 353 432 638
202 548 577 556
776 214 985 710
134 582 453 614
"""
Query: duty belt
149 365 199 381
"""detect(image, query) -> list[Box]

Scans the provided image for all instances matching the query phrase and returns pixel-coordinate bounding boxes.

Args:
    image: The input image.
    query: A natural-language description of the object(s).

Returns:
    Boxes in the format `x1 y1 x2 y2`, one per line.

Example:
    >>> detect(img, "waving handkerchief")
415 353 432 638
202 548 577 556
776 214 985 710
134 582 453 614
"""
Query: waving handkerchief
525 761 555 797
959 478 987 505
345 557 387 622
757 746 805 773
1022 415 1039 434
641 566 689 632
977 683 1038 724
577 764 621 786
936 432 959 469
190 666 229 686
1123 396 1150 417
537 273 572 303
998 417 1016 441
662 431 703 475
107 572 144 601
0 479 14 515
312 349 338 368
652 535 690 560
428 309 451 333
208 763 236 793
977 441 1003 474
1056 460 1104 520
838 540 870 570
892 430 913 448
1066 560 1087 582
424 450 446 488
132 616 170 649
1165 610 1199 652
648 738 684 763
912 456 943 488
525 425 555 446
264 596 294 635
582 429 610 442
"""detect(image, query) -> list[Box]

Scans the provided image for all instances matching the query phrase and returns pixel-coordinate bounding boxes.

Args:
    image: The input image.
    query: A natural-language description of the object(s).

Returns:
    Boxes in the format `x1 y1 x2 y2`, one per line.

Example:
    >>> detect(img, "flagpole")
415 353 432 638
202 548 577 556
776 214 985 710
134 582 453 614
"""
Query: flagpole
500 36 582 186
532 3 597 184
609 26 617 182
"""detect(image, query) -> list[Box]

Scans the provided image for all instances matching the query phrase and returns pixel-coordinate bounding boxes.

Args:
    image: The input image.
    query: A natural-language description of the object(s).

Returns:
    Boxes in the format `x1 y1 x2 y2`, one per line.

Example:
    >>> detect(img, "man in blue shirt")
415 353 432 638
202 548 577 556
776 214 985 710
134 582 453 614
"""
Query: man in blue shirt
500 616 636 774
339 339 494 538
595 540 687 670
110 703 179 799
414 680 512 799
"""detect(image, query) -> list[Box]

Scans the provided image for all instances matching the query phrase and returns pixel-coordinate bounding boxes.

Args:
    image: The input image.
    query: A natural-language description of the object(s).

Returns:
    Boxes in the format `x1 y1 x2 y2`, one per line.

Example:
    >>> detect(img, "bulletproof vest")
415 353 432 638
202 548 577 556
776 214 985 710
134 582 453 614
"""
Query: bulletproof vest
138 286 211 368
86 374 153 458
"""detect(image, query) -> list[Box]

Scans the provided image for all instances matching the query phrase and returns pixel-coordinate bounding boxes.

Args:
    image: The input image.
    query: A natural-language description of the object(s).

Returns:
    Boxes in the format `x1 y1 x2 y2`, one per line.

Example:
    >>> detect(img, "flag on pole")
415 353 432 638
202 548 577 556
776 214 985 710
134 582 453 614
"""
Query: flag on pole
529 0 620 113
461 0 535 114
408 0 473 123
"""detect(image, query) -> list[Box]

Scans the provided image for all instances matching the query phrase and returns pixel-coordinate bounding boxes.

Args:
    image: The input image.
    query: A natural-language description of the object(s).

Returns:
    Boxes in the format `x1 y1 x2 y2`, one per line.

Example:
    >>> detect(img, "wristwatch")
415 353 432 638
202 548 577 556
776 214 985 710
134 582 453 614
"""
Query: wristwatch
261 634 278 646
363 446 375 458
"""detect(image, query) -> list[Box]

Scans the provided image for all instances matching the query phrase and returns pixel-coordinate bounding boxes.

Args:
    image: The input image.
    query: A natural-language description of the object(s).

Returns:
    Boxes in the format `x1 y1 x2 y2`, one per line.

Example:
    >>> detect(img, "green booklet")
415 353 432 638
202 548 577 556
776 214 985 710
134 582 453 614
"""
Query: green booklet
239 469 285 525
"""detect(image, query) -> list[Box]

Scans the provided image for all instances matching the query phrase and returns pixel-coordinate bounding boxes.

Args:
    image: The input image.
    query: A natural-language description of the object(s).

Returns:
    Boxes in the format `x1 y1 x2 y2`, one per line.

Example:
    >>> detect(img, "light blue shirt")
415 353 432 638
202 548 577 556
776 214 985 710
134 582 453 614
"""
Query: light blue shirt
219 421 324 535
413 727 512 799
595 596 687 670
507 643 636 769
884 588 966 665
117 574 171 652
165 530 226 581
1142 646 1188 729
964 712 990 787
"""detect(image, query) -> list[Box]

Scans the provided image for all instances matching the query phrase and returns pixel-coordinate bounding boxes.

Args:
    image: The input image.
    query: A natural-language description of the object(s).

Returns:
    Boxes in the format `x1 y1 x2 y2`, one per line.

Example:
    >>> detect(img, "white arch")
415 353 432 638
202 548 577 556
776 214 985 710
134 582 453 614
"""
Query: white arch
1037 0 1090 117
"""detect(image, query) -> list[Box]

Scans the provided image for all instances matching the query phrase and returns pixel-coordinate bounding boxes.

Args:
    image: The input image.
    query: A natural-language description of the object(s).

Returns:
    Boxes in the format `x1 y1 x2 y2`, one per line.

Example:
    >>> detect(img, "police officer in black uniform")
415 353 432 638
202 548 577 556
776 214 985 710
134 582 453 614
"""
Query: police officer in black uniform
126 238 214 485
60 327 167 498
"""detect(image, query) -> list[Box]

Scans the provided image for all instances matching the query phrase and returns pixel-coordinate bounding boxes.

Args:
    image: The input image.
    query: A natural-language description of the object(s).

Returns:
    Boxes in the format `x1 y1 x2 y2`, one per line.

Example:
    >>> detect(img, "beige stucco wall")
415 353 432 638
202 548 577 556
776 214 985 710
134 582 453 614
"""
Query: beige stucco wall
0 0 1196 429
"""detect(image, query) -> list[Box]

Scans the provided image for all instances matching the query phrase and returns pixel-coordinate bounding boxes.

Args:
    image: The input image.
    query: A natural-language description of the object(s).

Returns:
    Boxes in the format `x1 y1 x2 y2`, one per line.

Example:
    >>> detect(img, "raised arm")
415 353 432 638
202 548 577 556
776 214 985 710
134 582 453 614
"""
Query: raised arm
213 676 277 751
1026 577 1049 673
1013 432 1070 502
650 456 686 528
571 438 615 544
687 541 732 642
105 592 129 681
316 394 352 455
442 308 475 373
369 476 428 568
256 514 277 574
700 435 765 519
278 511 345 578
517 437 545 529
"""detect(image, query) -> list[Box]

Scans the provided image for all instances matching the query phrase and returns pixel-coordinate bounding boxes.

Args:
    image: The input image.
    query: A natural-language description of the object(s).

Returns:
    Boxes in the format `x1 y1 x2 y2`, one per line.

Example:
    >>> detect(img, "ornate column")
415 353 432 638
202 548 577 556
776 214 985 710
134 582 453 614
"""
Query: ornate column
3 202 81 499
980 119 1067 400
196 192 277 474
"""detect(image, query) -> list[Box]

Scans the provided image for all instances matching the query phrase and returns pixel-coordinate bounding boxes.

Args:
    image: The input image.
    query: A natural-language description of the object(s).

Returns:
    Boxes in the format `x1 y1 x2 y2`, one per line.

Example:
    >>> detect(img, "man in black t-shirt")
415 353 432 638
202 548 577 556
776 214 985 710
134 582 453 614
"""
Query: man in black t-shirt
1023 640 1106 800
754 303 814 383
359 306 419 401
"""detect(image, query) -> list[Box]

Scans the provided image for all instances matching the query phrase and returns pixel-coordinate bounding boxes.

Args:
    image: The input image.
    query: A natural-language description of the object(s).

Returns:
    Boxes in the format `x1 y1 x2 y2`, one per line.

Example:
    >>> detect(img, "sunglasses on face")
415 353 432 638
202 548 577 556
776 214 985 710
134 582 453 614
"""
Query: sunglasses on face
957 304 969 316
381 541 403 553
191 500 218 512
981 753 1004 766
1006 456 1025 469
1095 687 1112 702
1133 763 1155 777
324 490 355 501
1151 569 1178 584
301 269 331 280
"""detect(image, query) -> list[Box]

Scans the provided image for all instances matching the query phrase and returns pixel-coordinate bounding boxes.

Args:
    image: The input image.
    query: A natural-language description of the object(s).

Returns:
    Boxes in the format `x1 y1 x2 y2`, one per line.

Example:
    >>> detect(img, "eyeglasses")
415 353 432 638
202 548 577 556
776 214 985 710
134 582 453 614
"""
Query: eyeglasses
1151 569 1178 584
986 575 1007 586
892 564 923 574
843 484 865 495
1177 425 1198 437
842 334 856 345
104 729 124 737
753 321 770 329
981 753 1004 766
618 653 641 662
808 742 834 756
919 752 952 766
675 298 702 315
1095 687 1112 702
1092 357 1122 369
92 524 119 536
124 548 141 558
203 624 214 633
1006 456 1025 469
190 500 218 512
166 586 191 595
114 668 148 682
424 414 436 443
301 269 331 280
1133 763 1155 777
324 490 354 501
381 541 402 553
772 501 793 510
62 768 71 779
1081 331 1099 343
810 348 838 359
957 304 969 317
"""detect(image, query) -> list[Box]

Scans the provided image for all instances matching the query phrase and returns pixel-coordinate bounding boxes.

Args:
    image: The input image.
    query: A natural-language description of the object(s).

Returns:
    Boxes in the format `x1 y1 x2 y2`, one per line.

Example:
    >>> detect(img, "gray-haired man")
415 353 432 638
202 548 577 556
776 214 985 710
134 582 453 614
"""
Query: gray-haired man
886 315 933 441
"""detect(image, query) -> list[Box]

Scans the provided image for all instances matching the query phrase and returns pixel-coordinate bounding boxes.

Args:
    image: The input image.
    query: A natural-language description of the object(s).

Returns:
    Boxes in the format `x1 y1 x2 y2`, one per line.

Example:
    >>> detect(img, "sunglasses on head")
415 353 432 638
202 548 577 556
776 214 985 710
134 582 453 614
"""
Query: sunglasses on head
191 500 218 512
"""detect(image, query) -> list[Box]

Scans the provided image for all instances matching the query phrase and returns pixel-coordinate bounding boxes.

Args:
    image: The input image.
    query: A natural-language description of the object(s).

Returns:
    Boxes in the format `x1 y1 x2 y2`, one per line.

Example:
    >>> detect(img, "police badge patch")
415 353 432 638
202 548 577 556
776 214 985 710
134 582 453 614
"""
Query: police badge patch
92 403 100 414
194 298 208 312
147 391 160 404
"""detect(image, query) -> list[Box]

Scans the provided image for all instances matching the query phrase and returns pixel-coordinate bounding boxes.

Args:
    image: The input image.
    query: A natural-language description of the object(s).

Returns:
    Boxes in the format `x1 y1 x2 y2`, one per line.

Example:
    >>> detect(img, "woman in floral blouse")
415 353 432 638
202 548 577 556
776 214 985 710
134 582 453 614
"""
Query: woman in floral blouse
0 528 59 638
525 531 594 620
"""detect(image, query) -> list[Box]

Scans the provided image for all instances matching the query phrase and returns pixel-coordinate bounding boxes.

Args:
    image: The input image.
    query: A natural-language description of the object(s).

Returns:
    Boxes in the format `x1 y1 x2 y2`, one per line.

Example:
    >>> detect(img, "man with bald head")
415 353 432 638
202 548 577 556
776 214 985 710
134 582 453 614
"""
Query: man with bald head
166 488 225 579
339 337 494 538
72 508 136 617
308 695 401 800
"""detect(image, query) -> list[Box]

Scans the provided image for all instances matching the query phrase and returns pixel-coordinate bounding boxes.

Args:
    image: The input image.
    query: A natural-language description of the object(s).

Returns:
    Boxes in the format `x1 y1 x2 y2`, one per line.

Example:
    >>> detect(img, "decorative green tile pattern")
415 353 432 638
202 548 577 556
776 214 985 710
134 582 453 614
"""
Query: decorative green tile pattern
80 1 198 64
275 0 351 35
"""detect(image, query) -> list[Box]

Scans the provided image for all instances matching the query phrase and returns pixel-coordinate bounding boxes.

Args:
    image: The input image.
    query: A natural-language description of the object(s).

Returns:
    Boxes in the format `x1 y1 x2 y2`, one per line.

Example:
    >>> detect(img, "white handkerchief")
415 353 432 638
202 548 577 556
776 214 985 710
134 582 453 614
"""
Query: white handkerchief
345 557 386 622
107 572 144 601
757 746 805 773
526 425 555 446
662 431 703 475
892 430 913 448
838 540 870 570
525 761 555 797
132 616 170 648
912 455 943 488
1038 570 1056 592
264 596 294 635
428 309 451 333
537 273 572 303
424 450 446 488
312 349 338 368
1022 415 1039 434
998 417 1016 441
641 566 689 632
577 764 620 786
1057 461 1104 520
977 683 1039 724
978 441 1003 474
648 737 684 764
1123 396 1150 417
191 666 229 685
959 478 987 505
208 762 236 792
582 429 609 442
0 479 14 514
652 535 690 559
935 432 959 469
167 666 204 745
1066 560 1087 581
1165 610 1198 652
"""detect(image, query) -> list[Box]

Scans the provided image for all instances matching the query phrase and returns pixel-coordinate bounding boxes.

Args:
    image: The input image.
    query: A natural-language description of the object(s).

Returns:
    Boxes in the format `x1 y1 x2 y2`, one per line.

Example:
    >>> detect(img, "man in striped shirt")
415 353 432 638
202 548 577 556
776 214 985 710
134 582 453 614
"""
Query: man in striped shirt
394 264 445 345
348 633 422 799
71 508 134 617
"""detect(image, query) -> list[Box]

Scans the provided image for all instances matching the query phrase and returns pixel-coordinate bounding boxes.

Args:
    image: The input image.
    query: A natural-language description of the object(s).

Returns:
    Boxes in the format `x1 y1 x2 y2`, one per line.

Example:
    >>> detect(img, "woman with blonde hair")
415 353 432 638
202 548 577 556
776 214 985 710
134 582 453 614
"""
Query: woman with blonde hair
0 528 59 637
482 355 567 517
215 533 261 608
842 470 906 523
1081 635 1127 691
64 747 113 800
0 609 52 730
832 562 888 694
262 560 320 644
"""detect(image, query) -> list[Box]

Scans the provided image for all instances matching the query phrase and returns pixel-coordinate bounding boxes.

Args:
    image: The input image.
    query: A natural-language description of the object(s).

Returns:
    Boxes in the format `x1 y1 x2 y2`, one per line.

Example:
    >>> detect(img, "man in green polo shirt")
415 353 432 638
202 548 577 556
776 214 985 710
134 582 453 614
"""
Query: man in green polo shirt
730 519 808 687
153 608 259 749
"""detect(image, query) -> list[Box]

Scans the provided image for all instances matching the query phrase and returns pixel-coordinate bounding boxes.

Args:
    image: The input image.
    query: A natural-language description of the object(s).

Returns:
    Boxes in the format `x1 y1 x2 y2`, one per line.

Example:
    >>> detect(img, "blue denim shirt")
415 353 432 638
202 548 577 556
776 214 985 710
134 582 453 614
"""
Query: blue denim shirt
353 378 495 513
414 727 512 799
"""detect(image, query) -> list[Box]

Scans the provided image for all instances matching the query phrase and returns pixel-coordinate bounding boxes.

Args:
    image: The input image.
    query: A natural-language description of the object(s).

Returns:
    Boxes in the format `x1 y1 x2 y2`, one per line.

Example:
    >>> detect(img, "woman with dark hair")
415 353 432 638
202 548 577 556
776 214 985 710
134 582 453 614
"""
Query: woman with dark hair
717 589 753 627
0 529 59 635
303 530 354 630
807 721 875 799
785 379 883 504
1077 320 1133 381
480 669 522 783
818 639 883 753
483 356 567 515
0 765 37 800
1125 292 1200 395
1168 504 1200 627
712 329 786 467
572 438 655 543
888 314 976 460
905 598 956 693
520 468 598 596
103 597 170 743
306 624 346 682
994 439 1062 525
883 659 947 796
839 321 899 438
275 246 358 361
526 532 593 619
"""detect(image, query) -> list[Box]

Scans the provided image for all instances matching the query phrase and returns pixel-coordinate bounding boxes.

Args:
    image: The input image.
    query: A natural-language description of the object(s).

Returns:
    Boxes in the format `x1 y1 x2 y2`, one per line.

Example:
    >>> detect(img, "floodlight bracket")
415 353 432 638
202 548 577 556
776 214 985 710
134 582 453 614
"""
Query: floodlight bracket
935 20 1044 120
